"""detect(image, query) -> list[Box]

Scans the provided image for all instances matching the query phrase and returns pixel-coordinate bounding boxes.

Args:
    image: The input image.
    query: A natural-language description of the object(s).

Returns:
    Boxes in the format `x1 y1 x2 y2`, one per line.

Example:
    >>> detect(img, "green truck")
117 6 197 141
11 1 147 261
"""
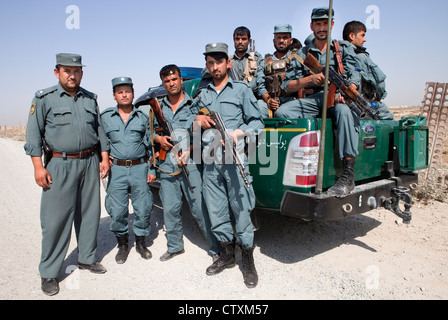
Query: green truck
135 67 428 224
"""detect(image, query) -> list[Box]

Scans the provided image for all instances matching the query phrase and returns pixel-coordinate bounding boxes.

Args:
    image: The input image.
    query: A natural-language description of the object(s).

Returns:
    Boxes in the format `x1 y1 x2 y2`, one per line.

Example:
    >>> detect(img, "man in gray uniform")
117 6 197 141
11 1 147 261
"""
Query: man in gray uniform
152 65 219 262
278 7 361 197
24 53 110 296
101 77 155 264
193 43 264 288
229 26 264 97
256 24 298 118
342 20 394 120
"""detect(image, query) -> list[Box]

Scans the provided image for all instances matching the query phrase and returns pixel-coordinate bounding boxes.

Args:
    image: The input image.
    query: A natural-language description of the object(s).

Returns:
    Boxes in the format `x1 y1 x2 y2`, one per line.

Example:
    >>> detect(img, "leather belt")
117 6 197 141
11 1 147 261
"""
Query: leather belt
114 157 148 168
52 145 97 159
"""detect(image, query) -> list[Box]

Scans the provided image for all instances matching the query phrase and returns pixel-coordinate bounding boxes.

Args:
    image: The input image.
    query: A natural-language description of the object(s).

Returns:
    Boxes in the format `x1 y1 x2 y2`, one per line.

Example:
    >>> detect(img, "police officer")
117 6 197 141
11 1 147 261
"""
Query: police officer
24 53 110 296
152 64 219 262
256 24 298 118
101 77 155 264
193 43 264 288
229 26 264 96
278 7 361 197
342 21 394 120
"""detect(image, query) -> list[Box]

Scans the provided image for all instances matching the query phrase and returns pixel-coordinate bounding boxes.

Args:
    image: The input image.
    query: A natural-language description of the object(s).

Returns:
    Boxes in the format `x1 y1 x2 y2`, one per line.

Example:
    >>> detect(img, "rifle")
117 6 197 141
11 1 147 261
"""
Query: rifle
197 99 251 188
303 53 380 121
148 97 195 193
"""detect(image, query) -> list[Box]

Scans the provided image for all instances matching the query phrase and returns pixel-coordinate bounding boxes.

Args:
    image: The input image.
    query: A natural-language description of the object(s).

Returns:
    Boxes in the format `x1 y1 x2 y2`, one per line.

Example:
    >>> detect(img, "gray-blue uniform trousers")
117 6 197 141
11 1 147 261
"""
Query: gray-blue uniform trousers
255 50 297 118
230 49 264 95
154 93 219 255
277 40 361 159
100 106 154 237
24 84 110 279
348 41 394 120
193 79 264 248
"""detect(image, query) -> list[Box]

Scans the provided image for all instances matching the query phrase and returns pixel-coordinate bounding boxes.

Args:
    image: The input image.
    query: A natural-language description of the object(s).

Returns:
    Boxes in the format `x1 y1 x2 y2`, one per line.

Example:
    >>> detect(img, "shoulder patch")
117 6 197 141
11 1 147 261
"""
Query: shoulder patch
35 85 58 98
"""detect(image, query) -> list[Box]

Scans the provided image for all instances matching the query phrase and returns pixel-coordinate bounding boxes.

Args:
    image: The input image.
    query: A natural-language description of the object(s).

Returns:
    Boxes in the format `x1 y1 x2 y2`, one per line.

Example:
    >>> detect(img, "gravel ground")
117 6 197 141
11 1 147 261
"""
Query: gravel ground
1 137 448 302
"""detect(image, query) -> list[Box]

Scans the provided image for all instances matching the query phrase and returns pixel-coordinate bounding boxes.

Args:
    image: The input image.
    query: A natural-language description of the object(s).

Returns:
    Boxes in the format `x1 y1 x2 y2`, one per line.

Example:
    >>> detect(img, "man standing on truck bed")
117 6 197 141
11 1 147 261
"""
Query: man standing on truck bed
193 43 264 288
229 26 263 98
277 7 361 197
342 21 394 120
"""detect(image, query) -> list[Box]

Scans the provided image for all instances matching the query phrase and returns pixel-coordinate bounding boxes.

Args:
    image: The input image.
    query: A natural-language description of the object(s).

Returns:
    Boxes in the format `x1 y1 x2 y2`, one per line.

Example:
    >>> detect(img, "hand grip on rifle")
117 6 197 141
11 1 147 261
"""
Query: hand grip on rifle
148 97 195 193
197 99 251 188
303 53 380 121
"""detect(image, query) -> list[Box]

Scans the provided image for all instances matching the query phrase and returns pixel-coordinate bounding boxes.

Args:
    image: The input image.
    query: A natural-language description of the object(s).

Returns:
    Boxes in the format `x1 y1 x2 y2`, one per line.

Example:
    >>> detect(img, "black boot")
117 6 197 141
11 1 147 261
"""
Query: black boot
206 241 236 276
115 234 129 264
135 236 152 260
327 158 356 198
241 246 258 288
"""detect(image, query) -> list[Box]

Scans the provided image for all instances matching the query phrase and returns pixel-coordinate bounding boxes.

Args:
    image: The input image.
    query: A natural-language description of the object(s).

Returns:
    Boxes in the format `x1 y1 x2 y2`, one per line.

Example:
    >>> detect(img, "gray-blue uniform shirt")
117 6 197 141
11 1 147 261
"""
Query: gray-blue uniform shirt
25 84 109 156
100 105 155 175
281 40 360 93
230 49 264 94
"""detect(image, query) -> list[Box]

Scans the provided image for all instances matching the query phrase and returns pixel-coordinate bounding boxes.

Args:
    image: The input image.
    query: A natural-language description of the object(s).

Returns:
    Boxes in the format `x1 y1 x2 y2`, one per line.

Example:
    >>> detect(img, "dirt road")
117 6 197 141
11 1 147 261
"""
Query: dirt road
1 137 447 301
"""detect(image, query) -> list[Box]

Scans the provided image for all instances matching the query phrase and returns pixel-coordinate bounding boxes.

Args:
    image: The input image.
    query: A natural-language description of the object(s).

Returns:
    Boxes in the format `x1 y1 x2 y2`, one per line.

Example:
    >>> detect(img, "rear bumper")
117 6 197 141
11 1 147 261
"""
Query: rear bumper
280 173 418 221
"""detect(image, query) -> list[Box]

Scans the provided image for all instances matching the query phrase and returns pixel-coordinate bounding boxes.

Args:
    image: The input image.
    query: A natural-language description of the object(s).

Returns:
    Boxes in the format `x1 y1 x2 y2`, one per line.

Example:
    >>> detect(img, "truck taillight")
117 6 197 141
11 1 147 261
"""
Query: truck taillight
283 131 320 187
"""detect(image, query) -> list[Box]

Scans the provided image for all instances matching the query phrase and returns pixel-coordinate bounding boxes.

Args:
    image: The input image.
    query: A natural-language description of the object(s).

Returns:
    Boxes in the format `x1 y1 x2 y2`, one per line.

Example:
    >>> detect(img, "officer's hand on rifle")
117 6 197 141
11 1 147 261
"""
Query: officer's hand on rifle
147 174 157 184
230 129 245 146
195 114 216 130
156 135 174 151
268 97 280 110
310 73 326 86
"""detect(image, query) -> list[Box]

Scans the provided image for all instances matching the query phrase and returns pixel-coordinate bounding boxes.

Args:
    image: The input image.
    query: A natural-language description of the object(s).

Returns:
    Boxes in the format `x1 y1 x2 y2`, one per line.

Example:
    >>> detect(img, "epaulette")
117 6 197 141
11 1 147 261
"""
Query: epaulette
134 108 149 119
35 85 58 98
100 107 115 116
80 87 98 100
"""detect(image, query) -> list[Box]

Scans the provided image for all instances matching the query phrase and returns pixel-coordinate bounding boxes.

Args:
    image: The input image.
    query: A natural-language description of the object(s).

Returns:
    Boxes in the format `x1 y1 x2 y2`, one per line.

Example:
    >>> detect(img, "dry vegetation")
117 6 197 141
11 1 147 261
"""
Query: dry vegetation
3 106 447 204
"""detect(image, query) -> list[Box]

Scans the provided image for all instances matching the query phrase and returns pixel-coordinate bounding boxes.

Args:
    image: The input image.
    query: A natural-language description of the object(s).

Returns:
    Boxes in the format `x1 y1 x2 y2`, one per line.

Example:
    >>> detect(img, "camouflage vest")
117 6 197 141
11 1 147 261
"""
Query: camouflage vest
264 50 300 97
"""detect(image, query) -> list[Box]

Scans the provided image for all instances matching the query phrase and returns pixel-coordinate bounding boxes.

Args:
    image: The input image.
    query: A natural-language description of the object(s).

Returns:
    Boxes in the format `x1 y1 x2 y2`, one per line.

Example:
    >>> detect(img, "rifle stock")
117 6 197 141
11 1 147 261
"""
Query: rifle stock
303 53 379 120
149 97 195 193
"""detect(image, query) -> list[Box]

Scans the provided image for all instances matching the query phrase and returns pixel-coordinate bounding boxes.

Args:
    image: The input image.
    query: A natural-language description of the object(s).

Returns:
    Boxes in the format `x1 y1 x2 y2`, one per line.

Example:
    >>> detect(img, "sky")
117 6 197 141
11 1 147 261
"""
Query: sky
1 0 447 125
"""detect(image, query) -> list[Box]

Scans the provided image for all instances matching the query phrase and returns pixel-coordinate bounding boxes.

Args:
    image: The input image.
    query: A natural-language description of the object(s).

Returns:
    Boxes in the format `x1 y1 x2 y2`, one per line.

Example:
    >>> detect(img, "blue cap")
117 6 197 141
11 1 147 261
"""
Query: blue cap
56 53 85 67
112 77 133 88
274 24 292 34
204 42 229 56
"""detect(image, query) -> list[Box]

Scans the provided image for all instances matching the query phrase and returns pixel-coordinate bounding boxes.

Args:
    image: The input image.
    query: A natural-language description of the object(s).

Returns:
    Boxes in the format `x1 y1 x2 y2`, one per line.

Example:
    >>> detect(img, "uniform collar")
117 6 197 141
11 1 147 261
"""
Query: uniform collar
56 83 84 98
161 92 193 110
207 77 234 92
232 49 250 60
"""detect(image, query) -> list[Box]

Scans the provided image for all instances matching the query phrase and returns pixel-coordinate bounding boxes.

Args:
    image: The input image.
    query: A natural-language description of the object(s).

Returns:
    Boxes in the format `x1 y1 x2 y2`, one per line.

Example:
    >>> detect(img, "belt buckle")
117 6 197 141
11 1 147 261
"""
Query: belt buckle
125 160 132 168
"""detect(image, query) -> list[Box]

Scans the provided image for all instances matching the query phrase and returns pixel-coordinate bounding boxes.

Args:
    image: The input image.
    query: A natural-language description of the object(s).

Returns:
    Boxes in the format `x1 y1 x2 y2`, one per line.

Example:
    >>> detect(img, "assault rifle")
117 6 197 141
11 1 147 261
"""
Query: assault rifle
197 100 251 188
148 97 195 193
303 53 380 121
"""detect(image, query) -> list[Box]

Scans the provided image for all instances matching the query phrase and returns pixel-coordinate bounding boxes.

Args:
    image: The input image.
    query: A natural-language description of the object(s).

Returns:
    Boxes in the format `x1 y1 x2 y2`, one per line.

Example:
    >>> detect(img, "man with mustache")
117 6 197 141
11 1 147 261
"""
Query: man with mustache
24 53 110 296
256 24 300 118
101 77 155 264
152 64 219 262
229 26 263 97
277 7 361 198
193 43 264 288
